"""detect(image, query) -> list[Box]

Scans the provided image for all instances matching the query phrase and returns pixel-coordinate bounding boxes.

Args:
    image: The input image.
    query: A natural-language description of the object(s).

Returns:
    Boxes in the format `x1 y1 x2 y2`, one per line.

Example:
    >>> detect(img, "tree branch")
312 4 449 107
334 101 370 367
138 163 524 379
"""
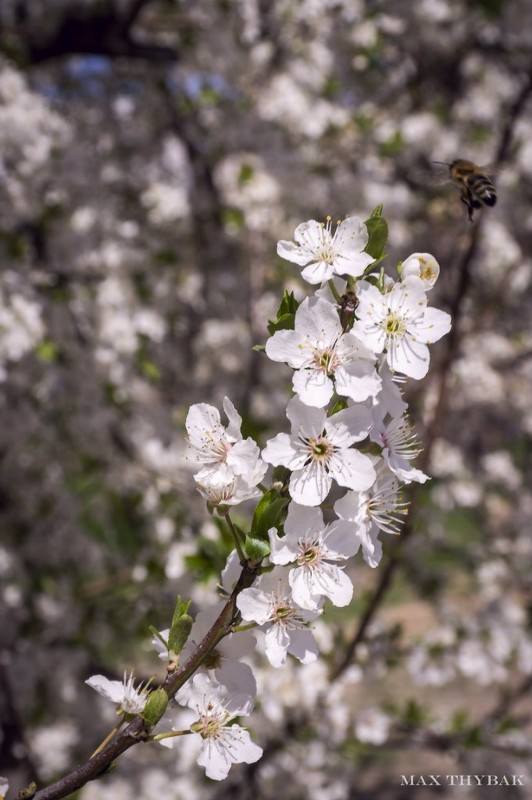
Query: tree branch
26 559 261 800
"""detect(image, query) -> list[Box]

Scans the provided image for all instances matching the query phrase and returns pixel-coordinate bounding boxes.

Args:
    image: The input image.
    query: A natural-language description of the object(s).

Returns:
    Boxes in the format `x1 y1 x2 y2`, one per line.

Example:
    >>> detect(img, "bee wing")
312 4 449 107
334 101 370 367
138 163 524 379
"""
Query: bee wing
430 162 452 186
477 164 500 179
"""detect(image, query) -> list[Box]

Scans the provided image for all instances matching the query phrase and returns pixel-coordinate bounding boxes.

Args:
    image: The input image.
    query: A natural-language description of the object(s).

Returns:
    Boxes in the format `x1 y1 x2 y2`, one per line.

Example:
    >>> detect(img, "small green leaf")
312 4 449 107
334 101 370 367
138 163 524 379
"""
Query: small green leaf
251 490 289 541
364 207 388 261
267 291 300 334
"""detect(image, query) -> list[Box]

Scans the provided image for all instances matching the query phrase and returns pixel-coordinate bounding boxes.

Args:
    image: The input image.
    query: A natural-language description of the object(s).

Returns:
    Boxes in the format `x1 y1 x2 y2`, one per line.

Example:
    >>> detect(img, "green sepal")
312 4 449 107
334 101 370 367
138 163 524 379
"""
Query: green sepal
267 290 300 335
330 397 348 414
244 533 271 560
143 687 169 727
364 205 388 261
168 596 193 655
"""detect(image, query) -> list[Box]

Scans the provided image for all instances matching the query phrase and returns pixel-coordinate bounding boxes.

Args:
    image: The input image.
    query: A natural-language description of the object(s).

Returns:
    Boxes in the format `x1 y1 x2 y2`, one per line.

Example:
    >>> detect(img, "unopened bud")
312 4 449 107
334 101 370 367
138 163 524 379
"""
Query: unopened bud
143 687 168 726
168 596 193 655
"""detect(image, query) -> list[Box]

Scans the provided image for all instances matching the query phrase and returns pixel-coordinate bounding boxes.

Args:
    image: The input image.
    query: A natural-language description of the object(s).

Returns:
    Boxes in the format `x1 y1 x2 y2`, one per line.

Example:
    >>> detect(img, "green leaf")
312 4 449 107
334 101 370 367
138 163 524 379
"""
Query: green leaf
364 207 388 261
251 490 289 541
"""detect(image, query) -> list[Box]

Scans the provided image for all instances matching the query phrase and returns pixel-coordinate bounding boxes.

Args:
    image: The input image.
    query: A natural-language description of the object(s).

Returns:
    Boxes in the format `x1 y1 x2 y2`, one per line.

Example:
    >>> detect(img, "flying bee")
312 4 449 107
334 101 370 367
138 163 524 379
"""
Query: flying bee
433 159 497 222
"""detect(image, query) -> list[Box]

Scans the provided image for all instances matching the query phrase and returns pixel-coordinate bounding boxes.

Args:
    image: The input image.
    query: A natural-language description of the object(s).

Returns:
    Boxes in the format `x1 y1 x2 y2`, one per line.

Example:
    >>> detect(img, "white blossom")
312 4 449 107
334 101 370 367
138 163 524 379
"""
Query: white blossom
194 464 262 507
353 279 451 379
399 252 440 289
174 673 262 781
262 397 376 506
277 216 374 285
85 672 147 715
265 296 381 407
370 410 429 484
269 504 358 609
334 463 407 567
186 397 267 489
236 566 321 667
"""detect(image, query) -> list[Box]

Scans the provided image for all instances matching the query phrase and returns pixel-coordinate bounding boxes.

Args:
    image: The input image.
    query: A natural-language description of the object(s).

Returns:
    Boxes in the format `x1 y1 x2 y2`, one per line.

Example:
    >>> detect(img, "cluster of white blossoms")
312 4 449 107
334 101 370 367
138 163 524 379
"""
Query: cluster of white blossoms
86 213 451 782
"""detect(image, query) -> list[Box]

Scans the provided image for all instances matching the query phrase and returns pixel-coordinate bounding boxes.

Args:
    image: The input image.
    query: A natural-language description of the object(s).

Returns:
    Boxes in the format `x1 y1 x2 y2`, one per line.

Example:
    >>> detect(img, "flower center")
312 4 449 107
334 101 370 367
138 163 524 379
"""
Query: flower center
298 543 321 566
305 435 333 464
312 346 339 375
384 313 406 336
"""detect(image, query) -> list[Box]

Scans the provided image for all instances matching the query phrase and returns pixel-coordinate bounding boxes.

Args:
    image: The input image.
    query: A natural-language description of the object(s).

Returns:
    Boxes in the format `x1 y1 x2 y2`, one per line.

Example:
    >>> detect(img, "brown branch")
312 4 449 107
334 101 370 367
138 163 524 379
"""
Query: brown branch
26 559 261 800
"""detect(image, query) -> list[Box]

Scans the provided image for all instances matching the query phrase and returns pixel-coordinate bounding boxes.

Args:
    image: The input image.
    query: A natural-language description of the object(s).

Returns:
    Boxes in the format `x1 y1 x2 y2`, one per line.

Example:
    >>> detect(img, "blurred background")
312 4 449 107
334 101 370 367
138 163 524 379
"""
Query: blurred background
1 1 532 798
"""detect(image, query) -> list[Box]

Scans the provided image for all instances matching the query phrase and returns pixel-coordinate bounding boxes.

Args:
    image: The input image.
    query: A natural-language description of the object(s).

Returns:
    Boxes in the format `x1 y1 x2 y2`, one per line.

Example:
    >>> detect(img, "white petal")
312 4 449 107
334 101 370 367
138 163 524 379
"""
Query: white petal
322 521 360 558
265 329 310 368
290 462 331 505
289 567 321 610
85 675 124 704
329 449 376 492
236 587 273 625
286 397 327 436
277 238 313 266
335 363 382 402
387 336 430 379
284 503 324 537
222 397 243 440
287 628 319 664
292 368 333 408
262 433 302 469
264 623 291 667
301 260 334 284
413 307 452 344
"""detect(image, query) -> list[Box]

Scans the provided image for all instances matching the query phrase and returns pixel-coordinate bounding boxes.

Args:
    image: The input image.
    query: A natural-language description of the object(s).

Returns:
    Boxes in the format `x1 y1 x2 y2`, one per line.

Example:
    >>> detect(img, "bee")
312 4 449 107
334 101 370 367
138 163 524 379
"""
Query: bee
433 159 497 222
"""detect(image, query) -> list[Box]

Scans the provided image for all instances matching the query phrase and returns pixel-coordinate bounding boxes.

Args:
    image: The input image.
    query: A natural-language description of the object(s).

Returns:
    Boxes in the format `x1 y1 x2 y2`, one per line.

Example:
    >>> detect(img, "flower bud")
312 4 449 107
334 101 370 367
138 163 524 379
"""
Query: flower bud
168 597 193 655
142 687 168 727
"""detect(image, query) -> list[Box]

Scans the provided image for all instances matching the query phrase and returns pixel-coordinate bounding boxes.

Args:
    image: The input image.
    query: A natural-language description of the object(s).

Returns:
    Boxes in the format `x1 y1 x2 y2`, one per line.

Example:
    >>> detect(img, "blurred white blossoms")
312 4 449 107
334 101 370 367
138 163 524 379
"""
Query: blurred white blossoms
353 279 451 379
265 296 381 407
0 287 45 379
0 778 8 800
168 673 262 781
85 672 148 715
269 503 358 609
236 566 321 667
277 216 374 284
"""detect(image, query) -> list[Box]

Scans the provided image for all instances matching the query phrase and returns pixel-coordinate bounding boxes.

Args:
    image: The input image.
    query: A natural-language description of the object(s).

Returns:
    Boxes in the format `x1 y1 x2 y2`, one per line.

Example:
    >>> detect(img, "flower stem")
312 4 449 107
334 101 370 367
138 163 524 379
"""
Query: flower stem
90 718 126 757
223 512 246 562
327 278 342 303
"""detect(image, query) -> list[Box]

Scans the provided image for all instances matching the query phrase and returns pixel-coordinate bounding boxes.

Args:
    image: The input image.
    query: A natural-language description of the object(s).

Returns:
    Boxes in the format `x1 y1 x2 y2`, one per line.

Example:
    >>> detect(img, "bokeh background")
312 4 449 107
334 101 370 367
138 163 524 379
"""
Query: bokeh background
1 1 532 798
